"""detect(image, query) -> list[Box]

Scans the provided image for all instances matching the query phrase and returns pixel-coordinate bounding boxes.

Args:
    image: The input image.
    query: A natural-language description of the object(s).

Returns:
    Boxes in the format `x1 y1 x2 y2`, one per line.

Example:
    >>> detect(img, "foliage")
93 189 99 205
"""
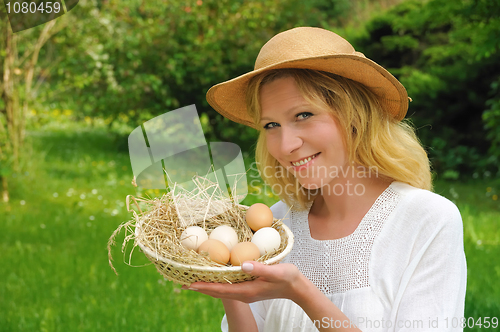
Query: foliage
0 3 70 202
482 76 500 165
38 0 355 152
5 0 500 181
354 0 500 178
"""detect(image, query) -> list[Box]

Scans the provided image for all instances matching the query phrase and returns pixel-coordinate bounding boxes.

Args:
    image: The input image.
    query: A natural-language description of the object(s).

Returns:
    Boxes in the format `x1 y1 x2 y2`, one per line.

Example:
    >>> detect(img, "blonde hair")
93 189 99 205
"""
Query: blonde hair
246 69 432 210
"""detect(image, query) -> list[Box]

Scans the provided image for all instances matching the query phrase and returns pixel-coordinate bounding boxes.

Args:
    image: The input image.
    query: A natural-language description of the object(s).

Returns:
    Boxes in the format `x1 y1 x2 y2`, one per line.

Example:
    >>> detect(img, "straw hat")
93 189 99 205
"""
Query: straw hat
206 27 409 129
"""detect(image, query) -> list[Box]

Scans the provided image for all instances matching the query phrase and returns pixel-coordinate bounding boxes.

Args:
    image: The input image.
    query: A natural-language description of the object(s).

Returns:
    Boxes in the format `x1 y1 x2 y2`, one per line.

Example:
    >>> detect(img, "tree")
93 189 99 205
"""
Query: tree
0 4 68 203
39 0 357 150
354 0 500 177
2 0 364 202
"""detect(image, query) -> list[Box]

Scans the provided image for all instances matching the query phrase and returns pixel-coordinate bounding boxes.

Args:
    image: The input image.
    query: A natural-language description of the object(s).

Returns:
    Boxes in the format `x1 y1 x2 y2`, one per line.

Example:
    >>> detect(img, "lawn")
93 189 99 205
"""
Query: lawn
1 120 498 331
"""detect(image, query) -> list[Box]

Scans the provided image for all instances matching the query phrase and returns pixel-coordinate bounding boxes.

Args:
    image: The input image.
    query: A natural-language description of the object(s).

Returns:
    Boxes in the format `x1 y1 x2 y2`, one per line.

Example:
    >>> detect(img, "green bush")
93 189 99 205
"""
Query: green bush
354 0 500 179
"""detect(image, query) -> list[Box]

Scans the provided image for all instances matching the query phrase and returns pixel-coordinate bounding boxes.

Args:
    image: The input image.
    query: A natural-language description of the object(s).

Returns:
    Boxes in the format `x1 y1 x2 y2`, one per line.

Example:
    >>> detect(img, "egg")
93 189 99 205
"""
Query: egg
251 227 281 256
209 225 239 251
245 203 274 231
197 239 230 264
180 226 208 251
230 242 261 266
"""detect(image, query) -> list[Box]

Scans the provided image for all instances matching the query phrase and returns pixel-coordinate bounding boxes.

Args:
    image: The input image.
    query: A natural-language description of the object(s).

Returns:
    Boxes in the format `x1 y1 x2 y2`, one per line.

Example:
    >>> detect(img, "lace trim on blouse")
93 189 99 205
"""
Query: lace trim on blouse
284 183 401 295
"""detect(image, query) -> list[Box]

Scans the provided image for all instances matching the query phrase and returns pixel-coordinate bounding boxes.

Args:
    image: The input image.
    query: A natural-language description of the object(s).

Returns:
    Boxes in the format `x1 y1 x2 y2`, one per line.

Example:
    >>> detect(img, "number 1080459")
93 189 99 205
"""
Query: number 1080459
6 1 61 14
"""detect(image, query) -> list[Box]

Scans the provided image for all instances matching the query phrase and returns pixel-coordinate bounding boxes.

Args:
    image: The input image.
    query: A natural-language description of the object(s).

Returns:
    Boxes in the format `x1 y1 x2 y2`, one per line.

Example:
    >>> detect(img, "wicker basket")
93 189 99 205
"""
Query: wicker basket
134 209 294 285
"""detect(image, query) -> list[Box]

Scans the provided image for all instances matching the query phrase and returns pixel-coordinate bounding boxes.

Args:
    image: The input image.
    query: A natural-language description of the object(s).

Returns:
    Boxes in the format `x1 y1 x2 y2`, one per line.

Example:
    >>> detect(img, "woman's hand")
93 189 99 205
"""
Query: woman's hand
181 261 304 303
184 262 362 331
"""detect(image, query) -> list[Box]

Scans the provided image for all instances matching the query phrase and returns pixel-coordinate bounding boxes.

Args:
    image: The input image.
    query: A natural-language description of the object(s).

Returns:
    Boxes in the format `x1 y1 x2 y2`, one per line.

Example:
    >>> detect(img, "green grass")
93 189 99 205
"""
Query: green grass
1 121 499 331
434 179 500 326
1 122 227 332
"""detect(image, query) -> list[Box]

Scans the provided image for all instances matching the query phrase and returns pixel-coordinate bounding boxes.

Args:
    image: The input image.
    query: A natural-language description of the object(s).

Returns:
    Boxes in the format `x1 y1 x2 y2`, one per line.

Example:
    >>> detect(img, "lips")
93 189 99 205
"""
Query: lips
291 153 320 166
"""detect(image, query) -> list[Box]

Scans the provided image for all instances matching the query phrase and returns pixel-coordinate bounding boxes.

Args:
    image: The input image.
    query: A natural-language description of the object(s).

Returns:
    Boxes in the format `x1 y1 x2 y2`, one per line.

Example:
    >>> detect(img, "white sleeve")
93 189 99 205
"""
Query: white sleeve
250 301 268 331
390 202 467 331
221 314 228 332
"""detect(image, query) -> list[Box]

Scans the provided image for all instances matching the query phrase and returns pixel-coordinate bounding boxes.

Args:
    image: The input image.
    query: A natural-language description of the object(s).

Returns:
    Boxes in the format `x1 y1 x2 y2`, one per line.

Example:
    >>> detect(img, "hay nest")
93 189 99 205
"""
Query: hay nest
107 176 294 285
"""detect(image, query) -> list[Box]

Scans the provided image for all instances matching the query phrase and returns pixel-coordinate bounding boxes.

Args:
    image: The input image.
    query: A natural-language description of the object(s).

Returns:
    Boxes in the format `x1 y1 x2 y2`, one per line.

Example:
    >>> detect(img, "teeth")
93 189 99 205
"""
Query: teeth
292 154 317 166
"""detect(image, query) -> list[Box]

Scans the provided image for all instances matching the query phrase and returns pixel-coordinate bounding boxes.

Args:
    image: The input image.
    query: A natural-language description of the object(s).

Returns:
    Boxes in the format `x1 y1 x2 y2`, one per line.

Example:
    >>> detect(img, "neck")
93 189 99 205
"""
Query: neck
310 170 393 224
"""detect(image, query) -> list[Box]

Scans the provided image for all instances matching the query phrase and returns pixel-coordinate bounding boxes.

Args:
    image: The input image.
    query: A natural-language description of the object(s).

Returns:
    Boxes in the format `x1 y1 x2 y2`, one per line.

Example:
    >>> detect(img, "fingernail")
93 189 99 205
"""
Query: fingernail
242 262 254 272
188 287 198 291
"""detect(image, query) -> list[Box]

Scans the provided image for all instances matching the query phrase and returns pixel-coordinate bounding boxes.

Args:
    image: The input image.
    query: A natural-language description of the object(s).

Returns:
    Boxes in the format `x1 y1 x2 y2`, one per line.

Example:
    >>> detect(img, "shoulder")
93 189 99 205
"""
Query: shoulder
379 182 464 256
390 181 462 227
370 182 466 291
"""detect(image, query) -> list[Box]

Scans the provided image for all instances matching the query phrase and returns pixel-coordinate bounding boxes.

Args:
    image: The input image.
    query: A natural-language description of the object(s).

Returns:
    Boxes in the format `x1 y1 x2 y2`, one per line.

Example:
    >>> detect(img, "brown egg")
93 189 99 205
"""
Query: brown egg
197 239 230 264
245 203 274 231
230 242 261 266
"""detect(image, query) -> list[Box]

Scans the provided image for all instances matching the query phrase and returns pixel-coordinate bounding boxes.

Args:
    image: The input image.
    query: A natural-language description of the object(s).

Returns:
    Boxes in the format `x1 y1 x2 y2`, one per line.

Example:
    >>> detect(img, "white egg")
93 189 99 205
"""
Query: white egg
180 226 208 251
251 227 281 256
209 225 239 251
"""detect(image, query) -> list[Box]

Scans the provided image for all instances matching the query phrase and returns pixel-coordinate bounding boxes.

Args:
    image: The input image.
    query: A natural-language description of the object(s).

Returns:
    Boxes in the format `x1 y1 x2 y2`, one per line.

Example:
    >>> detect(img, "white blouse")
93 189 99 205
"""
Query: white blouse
221 181 467 331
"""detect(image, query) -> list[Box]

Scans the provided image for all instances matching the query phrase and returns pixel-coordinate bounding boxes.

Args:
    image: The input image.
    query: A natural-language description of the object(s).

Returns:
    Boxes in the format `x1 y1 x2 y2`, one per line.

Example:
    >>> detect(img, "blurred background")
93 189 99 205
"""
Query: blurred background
0 0 499 331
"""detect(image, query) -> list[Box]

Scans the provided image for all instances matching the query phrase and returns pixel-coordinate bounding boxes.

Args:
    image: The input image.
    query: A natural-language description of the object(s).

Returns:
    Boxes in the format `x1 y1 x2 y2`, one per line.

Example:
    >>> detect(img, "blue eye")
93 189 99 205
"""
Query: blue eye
263 122 279 130
297 112 313 120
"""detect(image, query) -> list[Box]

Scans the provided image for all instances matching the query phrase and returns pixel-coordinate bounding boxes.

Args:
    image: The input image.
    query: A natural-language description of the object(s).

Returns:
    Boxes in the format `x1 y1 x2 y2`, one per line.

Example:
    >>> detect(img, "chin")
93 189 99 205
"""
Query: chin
296 177 332 191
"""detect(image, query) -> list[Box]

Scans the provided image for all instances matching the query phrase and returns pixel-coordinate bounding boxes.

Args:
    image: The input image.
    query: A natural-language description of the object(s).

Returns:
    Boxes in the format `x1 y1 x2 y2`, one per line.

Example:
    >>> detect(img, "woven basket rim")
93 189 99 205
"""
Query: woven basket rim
134 205 294 272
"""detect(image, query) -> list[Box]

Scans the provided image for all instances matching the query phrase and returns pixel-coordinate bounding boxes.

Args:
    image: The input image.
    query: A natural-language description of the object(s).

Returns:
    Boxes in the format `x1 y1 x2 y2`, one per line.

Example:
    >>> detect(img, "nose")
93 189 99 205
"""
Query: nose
279 126 303 156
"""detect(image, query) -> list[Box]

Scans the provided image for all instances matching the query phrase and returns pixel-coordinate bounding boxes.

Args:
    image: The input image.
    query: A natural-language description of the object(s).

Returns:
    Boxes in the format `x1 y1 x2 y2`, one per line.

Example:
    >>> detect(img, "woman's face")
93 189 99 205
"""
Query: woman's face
259 76 348 190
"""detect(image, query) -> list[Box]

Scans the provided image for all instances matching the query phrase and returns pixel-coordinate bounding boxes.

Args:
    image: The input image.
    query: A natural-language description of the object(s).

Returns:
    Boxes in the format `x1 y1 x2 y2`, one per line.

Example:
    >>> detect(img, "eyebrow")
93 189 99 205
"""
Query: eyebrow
260 104 312 122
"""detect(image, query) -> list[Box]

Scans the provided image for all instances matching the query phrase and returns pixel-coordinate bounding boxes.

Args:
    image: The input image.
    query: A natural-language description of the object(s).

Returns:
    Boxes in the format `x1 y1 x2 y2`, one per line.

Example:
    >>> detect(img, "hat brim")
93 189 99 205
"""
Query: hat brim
206 54 408 129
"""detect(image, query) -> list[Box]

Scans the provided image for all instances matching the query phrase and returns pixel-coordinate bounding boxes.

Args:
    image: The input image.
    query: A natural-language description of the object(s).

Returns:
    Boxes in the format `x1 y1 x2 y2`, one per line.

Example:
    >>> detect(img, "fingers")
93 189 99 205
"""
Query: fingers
242 262 254 273
179 263 301 302
241 261 270 276
242 261 287 280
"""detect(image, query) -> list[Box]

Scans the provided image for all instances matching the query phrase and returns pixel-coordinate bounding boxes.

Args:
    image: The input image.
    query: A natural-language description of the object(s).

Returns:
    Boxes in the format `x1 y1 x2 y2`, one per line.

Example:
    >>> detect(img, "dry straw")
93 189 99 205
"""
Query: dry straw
108 174 294 285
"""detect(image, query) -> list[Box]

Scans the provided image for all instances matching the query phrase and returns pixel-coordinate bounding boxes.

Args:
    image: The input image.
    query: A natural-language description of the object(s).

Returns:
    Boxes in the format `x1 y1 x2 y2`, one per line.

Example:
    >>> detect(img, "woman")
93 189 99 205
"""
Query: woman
183 27 467 332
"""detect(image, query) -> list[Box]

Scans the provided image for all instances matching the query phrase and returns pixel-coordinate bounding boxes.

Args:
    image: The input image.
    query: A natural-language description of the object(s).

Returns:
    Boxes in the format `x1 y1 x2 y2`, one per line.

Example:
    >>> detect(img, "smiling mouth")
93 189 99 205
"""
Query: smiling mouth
291 153 320 166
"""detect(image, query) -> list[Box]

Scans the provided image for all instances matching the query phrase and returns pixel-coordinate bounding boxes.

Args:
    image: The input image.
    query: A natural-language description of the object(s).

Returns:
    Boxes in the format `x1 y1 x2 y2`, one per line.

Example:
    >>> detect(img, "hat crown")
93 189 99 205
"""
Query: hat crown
255 27 359 70
206 27 408 128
